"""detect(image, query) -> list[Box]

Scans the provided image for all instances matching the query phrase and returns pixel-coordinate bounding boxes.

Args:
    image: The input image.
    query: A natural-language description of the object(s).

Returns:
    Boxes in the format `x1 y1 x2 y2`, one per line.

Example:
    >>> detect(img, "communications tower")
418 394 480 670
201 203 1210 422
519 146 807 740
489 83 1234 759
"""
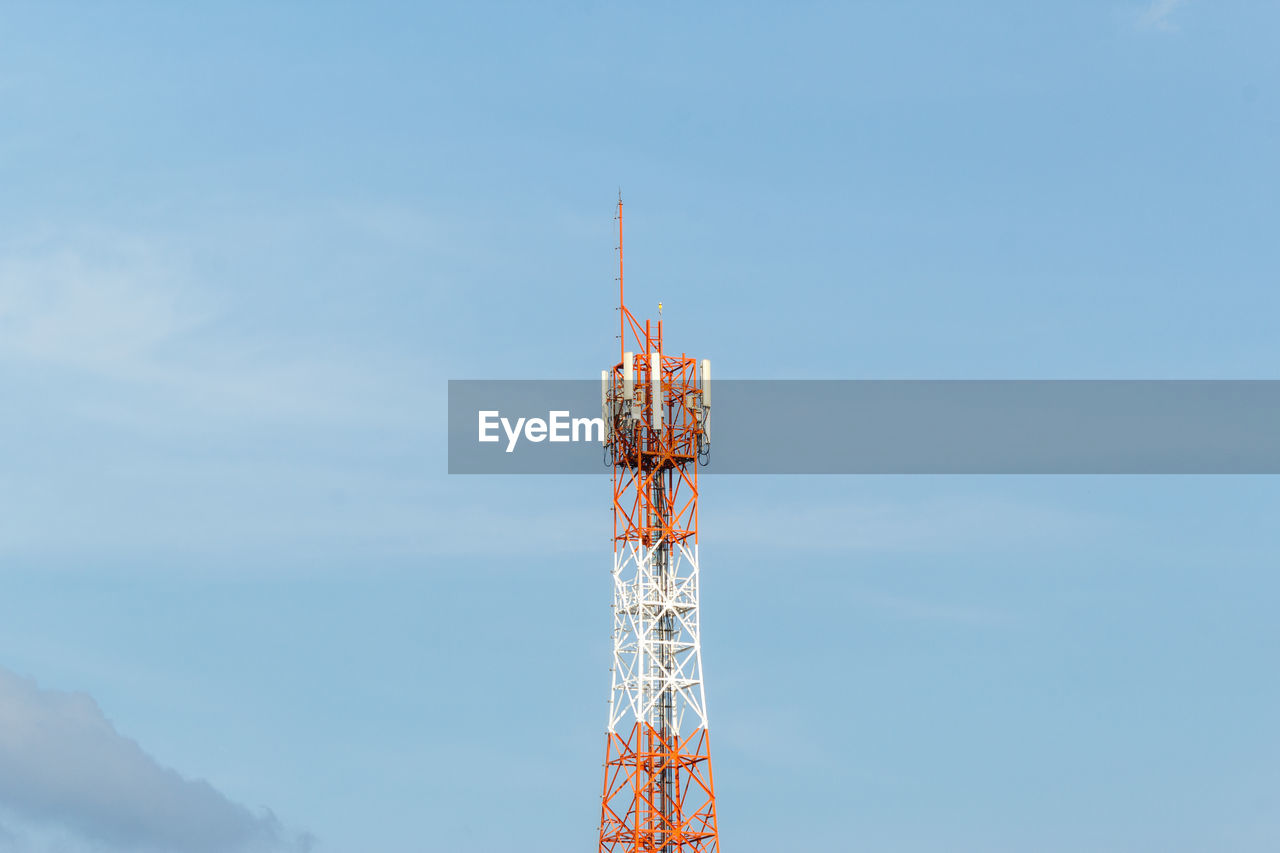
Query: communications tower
598 197 721 852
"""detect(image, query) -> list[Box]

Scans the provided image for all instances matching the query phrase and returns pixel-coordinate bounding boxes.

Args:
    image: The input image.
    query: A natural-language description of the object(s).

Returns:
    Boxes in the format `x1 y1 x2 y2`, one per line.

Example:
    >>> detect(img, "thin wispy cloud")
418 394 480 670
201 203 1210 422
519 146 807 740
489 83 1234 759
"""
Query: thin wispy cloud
0 667 310 852
717 705 835 772
849 588 1007 628
1136 0 1189 32
0 229 429 430
0 229 441 569
704 495 1098 554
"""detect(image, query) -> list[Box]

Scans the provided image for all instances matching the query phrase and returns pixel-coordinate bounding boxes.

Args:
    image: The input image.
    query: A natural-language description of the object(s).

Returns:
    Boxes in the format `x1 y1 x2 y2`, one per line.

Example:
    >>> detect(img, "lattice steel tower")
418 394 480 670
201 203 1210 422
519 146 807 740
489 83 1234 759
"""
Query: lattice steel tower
598 197 720 853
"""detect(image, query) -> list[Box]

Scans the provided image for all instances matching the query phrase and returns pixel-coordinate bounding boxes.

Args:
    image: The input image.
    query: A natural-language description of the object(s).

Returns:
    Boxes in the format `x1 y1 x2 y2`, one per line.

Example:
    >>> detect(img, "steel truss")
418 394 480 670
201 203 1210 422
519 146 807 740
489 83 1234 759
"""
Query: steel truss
598 196 720 853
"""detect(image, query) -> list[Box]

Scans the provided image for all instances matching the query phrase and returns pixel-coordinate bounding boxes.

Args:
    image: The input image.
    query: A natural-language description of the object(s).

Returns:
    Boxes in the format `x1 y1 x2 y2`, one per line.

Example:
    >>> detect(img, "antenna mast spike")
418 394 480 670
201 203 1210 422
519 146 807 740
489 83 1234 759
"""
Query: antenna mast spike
617 192 625 363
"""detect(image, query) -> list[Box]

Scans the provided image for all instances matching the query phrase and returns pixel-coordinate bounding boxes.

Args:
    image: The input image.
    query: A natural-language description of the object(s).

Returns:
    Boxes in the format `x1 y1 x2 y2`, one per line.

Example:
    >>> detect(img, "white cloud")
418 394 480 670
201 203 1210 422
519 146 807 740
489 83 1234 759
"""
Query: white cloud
0 667 309 852
703 495 1095 554
0 230 430 429
716 704 835 772
1136 0 1189 32
0 237 206 373
849 588 1005 627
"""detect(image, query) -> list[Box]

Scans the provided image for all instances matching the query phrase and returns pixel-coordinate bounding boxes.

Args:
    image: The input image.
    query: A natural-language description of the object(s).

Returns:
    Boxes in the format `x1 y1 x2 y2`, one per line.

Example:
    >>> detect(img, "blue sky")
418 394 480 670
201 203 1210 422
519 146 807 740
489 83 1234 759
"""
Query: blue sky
1 1 1278 851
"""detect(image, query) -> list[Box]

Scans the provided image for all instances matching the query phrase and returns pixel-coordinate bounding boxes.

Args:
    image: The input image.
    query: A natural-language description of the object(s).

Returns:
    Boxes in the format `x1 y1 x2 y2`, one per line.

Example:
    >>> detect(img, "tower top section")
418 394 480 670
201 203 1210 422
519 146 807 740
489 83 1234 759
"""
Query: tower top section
602 198 712 544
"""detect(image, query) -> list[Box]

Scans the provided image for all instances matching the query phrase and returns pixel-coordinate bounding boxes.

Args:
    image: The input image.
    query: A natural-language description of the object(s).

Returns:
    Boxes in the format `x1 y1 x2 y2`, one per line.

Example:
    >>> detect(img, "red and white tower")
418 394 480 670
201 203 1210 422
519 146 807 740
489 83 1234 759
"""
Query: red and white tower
598 198 721 852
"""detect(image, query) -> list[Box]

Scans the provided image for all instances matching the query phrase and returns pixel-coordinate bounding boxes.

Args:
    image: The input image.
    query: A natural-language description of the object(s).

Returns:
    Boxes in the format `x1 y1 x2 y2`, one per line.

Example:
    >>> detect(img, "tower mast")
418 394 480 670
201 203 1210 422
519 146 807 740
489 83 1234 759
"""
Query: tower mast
618 193 625 363
599 200 719 853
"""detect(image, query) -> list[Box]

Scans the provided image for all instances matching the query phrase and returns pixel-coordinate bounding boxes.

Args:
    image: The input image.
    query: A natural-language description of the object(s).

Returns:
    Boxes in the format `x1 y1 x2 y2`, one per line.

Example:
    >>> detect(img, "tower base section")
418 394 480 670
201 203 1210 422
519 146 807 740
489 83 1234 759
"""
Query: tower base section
598 723 720 852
